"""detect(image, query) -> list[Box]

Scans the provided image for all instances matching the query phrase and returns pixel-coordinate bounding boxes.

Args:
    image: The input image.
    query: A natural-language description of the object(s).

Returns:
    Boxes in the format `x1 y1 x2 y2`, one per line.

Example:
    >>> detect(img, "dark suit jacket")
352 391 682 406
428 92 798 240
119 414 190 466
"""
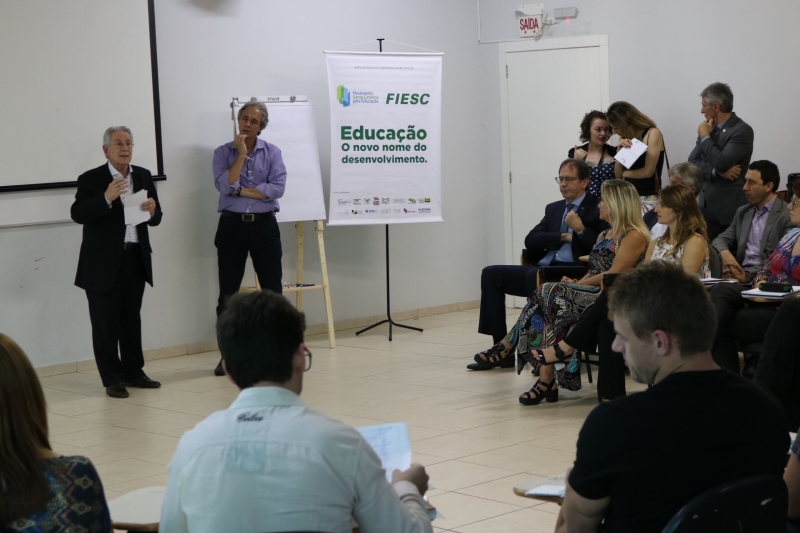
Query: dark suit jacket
712 197 794 280
688 112 754 225
71 163 163 292
642 205 724 241
524 193 608 264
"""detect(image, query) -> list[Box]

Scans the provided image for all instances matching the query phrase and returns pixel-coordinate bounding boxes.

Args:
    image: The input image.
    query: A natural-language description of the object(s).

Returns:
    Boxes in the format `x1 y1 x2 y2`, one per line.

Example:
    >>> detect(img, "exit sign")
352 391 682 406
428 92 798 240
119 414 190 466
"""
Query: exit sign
517 3 544 38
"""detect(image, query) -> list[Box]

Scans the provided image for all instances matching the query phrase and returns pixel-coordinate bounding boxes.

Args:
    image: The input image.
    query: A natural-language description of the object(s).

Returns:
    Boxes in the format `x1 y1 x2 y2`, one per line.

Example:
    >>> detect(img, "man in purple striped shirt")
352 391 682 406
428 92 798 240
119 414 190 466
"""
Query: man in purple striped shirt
212 101 287 376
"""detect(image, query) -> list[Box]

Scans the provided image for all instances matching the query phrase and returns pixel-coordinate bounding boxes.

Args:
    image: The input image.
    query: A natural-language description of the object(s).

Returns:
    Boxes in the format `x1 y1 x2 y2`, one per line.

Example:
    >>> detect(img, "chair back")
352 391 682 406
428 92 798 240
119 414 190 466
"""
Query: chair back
660 474 787 533
708 245 722 278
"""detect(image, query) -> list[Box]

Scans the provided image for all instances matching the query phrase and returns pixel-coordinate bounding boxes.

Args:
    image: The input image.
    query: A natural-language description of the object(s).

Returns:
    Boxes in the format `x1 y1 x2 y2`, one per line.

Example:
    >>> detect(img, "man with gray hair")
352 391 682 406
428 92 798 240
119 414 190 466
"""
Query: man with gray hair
646 162 723 240
71 126 163 398
212 100 287 376
688 82 754 229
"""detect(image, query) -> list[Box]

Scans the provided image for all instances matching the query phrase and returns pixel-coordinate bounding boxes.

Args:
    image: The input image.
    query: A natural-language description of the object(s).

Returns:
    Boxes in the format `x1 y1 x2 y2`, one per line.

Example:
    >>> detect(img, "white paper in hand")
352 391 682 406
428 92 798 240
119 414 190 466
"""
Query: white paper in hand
614 138 648 169
357 423 412 482
123 190 150 226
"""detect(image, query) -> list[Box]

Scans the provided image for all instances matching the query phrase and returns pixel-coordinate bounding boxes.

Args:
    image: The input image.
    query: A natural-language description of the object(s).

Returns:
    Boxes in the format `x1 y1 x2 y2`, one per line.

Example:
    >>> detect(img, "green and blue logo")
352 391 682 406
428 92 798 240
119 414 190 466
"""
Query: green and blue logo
337 85 351 107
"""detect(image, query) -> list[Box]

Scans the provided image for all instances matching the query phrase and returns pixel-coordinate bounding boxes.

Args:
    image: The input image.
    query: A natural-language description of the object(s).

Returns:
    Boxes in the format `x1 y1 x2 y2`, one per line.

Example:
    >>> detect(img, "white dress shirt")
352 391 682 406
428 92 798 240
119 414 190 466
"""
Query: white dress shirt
105 161 138 243
160 386 433 533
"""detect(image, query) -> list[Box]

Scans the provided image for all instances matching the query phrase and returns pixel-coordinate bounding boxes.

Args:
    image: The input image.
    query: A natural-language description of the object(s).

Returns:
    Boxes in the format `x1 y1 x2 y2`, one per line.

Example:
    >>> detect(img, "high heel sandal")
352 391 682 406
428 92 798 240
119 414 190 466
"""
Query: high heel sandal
519 379 558 405
531 343 569 366
466 342 513 371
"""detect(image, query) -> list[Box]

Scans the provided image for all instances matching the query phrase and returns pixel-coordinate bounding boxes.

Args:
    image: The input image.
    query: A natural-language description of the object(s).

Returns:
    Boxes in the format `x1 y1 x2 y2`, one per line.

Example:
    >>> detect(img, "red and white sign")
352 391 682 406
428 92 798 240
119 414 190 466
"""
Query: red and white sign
517 3 544 38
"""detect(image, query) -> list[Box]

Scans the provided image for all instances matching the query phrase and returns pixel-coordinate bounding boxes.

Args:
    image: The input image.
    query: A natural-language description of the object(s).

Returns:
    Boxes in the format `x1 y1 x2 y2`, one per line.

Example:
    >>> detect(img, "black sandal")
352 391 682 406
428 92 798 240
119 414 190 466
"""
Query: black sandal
519 379 558 405
466 343 513 371
531 344 570 366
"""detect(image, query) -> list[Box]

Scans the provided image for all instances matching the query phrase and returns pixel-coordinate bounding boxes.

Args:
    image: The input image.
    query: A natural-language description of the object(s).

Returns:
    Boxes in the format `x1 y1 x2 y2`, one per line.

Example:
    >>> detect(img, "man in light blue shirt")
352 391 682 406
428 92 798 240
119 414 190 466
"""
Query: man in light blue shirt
161 291 433 533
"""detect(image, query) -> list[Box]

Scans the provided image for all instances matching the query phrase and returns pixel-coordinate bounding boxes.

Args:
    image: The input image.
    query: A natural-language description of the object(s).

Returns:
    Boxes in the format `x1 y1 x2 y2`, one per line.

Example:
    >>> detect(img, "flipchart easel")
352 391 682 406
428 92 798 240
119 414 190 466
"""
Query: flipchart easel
232 96 335 348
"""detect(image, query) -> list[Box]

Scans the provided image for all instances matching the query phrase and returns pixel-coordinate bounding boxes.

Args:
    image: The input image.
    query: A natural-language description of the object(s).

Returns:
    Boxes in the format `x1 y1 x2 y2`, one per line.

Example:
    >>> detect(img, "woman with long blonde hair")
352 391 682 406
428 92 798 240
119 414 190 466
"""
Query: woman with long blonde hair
606 101 666 213
644 184 711 277
0 334 111 532
469 180 648 405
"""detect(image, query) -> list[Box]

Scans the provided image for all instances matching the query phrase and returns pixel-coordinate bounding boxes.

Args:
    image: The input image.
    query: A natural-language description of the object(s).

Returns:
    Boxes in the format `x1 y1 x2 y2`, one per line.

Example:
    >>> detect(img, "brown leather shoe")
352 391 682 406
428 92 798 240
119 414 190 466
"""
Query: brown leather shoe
106 383 130 398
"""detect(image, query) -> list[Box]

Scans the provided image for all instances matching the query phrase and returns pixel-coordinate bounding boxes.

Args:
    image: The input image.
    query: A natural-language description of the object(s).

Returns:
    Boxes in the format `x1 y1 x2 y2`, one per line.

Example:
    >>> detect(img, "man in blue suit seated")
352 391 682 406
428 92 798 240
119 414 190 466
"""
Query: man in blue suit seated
470 159 608 370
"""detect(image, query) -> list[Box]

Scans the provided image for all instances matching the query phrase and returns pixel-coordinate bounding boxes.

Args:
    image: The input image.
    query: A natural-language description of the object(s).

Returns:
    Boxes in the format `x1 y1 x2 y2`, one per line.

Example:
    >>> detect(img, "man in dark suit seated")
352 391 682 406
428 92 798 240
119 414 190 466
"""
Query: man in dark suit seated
471 159 608 370
709 160 794 374
556 262 787 533
689 82 754 231
71 126 163 398
644 162 723 241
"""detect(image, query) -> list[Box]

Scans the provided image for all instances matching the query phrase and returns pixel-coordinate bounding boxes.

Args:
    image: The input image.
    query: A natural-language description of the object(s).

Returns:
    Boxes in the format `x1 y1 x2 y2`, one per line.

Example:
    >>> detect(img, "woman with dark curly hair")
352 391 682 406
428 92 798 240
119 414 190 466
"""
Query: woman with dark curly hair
568 110 617 198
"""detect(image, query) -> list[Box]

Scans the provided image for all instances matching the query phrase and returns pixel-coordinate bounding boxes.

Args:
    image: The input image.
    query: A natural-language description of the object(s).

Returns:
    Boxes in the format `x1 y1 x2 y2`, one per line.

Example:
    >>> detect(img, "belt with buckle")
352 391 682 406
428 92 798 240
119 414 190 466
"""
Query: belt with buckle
123 242 139 250
221 210 275 222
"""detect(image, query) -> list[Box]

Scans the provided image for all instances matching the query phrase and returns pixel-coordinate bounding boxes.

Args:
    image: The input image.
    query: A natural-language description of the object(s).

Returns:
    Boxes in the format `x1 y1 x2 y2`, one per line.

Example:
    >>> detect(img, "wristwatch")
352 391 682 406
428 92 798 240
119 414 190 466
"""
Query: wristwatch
236 186 242 196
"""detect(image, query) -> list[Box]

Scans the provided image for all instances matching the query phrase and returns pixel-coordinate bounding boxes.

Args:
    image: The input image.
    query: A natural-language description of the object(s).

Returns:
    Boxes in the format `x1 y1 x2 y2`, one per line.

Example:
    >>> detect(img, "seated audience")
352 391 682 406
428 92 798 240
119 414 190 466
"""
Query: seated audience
710 160 796 374
471 159 608 369
470 180 648 403
606 101 665 212
543 183 712 401
568 110 616 198
688 82 754 229
0 333 112 533
161 291 433 533
555 262 788 533
645 162 724 241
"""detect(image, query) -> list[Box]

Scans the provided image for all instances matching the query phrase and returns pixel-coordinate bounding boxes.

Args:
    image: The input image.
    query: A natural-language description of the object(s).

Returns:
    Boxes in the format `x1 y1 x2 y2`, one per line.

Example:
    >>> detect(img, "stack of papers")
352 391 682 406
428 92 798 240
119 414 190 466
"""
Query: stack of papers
614 139 648 169
525 485 566 498
741 286 800 300
701 278 739 285
357 423 412 483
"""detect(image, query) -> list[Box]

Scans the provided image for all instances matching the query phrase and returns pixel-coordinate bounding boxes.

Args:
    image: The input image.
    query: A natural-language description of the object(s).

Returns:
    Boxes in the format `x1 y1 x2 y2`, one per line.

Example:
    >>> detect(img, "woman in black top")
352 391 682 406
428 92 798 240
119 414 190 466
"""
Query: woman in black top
606 101 665 213
568 110 617 198
0 334 112 533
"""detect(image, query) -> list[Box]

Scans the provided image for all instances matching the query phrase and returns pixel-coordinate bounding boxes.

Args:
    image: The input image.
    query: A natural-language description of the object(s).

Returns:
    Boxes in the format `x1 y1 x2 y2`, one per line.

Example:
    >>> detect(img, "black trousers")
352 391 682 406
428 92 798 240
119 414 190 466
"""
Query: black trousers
564 291 627 400
478 265 539 344
85 247 147 387
215 214 282 316
754 299 800 431
710 283 778 374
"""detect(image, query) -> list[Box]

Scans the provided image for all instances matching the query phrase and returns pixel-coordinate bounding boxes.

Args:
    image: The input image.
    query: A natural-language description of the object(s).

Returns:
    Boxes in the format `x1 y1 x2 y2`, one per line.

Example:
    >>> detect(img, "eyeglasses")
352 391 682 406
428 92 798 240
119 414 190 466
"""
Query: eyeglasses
304 349 313 371
554 177 579 184
791 198 800 208
111 141 133 148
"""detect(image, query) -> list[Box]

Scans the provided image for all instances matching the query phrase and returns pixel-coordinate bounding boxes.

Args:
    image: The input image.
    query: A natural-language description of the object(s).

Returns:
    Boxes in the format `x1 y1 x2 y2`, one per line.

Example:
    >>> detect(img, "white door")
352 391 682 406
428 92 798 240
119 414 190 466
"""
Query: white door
501 37 610 307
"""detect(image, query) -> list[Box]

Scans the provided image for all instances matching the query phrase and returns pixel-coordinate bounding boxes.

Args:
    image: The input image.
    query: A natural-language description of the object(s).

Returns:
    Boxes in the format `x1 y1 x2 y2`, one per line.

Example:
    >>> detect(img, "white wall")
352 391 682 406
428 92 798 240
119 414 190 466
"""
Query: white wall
0 0 490 367
481 0 800 263
3 0 799 368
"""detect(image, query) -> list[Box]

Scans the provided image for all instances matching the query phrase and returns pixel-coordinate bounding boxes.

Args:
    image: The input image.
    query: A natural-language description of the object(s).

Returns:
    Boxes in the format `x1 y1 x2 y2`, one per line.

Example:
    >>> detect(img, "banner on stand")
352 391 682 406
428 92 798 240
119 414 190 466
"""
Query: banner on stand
325 51 443 225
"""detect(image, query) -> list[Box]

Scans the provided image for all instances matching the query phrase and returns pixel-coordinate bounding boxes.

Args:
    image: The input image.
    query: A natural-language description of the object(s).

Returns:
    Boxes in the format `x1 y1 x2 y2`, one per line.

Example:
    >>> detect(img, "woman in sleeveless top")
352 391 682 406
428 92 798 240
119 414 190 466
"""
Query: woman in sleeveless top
607 101 665 213
568 110 617 198
470 181 649 405
1 334 112 533
644 184 711 278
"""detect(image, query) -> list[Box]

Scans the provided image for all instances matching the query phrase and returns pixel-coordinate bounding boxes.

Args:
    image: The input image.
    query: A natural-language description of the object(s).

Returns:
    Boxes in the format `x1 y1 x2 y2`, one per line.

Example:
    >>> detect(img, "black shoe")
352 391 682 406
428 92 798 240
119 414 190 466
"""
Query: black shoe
106 383 130 398
123 374 161 389
214 359 225 376
519 379 558 406
466 355 515 371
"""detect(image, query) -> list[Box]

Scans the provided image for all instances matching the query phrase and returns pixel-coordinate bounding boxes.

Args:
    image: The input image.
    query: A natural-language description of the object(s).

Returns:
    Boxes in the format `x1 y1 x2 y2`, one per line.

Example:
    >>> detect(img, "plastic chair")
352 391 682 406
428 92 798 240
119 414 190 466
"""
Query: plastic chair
660 474 787 533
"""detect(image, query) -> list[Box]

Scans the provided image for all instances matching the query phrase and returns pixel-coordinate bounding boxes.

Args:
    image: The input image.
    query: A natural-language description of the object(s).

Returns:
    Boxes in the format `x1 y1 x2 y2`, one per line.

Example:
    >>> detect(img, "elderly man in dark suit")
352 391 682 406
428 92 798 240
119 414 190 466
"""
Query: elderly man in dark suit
709 160 794 374
689 82 754 229
470 159 608 370
71 126 163 398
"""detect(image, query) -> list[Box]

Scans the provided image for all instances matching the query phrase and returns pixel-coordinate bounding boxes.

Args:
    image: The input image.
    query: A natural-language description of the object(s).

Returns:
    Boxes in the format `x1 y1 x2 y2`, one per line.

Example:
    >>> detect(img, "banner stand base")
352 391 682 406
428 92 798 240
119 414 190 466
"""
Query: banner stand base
356 224 423 341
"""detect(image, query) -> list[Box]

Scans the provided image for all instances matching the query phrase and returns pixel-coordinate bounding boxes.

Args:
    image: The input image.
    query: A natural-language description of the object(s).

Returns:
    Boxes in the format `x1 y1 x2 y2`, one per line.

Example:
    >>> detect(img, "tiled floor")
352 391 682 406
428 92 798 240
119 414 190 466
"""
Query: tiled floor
43 307 646 532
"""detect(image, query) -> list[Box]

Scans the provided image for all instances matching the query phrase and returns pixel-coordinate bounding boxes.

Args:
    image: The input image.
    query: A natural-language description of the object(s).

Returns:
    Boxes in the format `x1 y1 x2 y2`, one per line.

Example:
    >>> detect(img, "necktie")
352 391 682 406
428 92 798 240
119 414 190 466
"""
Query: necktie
539 204 576 266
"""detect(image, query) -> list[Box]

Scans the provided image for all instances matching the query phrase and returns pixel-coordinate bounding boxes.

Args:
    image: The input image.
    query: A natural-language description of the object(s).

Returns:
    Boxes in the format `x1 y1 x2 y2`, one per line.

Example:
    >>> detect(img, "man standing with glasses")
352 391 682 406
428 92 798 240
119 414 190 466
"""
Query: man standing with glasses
162 290 433 533
71 126 163 398
212 101 287 376
471 159 608 369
